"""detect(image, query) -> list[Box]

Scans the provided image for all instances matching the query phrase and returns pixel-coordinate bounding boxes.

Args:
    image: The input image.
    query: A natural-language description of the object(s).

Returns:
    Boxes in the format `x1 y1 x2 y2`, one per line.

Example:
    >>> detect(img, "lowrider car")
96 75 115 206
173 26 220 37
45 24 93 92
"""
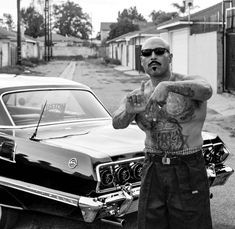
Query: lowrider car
0 74 233 228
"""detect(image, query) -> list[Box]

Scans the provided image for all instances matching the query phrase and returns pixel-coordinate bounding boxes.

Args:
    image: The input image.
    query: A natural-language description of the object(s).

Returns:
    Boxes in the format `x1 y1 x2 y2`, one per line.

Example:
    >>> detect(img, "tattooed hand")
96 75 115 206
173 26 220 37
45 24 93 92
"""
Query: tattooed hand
146 81 169 112
126 81 148 114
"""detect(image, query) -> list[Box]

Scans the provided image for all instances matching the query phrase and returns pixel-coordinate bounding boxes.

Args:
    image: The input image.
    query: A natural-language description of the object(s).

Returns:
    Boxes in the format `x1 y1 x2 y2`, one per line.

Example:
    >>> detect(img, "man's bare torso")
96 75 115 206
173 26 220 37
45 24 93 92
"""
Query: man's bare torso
135 79 207 152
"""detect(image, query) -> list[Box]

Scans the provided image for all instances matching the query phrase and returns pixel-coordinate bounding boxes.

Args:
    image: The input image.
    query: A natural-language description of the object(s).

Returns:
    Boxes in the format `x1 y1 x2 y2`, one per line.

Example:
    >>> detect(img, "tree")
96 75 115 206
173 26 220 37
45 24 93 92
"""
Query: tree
149 10 178 25
53 1 92 39
117 6 147 23
21 6 44 38
108 6 146 40
108 19 139 40
3 13 15 30
172 1 187 14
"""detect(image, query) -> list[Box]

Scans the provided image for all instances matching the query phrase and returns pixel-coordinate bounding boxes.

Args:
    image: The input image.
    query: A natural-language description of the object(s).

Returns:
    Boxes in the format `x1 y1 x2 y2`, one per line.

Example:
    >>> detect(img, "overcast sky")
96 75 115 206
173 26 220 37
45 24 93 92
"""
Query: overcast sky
1 0 222 36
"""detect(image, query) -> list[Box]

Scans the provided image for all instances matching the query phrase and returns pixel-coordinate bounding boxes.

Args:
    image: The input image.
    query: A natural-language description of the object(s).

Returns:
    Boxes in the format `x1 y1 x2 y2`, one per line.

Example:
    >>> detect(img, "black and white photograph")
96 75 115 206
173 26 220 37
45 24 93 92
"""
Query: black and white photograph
0 0 234 228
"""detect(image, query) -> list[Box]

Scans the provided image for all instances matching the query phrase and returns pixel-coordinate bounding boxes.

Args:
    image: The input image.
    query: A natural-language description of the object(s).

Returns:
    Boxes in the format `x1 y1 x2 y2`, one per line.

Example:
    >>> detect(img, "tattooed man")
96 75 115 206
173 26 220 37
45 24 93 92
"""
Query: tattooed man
112 37 213 229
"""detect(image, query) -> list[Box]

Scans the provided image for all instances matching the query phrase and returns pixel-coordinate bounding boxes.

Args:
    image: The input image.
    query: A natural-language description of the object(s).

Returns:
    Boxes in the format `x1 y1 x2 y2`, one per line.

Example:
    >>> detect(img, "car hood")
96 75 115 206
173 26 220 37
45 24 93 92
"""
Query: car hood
40 121 146 159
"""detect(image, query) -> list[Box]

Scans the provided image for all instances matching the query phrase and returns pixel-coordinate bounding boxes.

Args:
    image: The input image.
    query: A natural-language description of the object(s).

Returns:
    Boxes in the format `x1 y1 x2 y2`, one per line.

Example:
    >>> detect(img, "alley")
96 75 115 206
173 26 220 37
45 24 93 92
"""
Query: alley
13 59 235 229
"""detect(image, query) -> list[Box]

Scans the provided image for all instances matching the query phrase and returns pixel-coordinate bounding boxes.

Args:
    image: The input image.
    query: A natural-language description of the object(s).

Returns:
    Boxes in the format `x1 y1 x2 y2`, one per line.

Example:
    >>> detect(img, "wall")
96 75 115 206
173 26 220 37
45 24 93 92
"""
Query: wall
22 42 39 59
188 31 218 93
50 46 97 58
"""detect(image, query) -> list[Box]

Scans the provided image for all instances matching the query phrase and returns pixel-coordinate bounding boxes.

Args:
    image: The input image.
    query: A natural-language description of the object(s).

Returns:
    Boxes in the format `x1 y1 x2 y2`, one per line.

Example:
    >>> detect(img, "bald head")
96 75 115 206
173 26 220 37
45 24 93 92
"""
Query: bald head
142 37 170 52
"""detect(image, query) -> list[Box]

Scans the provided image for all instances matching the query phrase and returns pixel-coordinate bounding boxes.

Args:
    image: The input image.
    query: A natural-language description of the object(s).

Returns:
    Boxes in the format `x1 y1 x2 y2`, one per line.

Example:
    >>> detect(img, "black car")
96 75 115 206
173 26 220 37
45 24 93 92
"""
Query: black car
0 74 233 228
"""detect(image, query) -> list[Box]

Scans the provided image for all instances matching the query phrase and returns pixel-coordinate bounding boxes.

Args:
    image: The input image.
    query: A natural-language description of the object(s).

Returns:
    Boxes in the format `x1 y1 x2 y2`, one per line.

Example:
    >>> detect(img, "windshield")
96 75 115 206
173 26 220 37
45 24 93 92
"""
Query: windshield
2 89 110 126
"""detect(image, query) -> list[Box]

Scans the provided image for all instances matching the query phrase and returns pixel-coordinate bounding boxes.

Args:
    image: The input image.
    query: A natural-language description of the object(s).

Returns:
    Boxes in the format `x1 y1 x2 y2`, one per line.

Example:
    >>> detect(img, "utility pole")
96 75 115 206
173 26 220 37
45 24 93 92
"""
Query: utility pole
44 0 51 61
17 0 22 65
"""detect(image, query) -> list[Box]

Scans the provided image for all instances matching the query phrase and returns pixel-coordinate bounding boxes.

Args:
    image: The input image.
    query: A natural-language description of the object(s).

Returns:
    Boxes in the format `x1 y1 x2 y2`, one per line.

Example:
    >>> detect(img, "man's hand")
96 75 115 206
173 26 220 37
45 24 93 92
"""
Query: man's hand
126 81 148 114
146 81 169 112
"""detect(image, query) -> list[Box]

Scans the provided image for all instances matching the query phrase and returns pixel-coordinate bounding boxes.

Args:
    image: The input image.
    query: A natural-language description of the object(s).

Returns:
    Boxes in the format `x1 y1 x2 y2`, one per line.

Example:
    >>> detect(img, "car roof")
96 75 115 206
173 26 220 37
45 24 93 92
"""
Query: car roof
0 74 90 91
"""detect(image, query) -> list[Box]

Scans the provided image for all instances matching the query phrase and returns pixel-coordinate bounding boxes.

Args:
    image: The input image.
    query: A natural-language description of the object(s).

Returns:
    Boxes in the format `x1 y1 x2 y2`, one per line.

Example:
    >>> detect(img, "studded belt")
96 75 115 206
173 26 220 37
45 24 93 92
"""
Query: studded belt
144 147 203 165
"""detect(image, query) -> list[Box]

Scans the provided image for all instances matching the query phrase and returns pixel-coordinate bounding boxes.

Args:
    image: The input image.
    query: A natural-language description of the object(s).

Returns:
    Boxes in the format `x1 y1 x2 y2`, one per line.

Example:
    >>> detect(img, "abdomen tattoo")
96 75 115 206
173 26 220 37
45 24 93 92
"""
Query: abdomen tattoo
150 118 187 151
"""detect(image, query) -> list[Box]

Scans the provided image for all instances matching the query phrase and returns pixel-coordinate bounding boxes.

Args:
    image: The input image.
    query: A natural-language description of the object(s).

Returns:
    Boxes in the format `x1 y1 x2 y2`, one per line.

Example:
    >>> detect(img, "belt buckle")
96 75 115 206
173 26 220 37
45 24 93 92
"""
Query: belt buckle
162 156 170 165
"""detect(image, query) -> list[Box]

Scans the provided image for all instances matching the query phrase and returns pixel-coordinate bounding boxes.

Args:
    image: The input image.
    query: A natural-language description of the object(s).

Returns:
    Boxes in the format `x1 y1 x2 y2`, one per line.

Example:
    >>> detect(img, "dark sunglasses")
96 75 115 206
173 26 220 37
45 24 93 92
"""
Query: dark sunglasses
141 48 169 57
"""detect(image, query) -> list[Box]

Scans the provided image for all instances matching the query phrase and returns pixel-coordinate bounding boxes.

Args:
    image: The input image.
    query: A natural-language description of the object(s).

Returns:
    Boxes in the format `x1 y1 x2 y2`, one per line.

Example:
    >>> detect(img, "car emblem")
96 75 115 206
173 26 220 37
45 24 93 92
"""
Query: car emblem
68 158 78 169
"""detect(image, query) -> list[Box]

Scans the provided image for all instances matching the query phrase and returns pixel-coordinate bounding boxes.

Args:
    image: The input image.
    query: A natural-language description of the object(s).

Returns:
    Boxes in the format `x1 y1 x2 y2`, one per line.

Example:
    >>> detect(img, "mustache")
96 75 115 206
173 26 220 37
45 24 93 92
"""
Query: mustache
148 61 161 67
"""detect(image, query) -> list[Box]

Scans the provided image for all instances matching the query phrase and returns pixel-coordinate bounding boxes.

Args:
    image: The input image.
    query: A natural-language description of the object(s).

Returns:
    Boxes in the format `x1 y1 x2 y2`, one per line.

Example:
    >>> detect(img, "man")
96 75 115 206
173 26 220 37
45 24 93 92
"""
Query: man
112 37 213 229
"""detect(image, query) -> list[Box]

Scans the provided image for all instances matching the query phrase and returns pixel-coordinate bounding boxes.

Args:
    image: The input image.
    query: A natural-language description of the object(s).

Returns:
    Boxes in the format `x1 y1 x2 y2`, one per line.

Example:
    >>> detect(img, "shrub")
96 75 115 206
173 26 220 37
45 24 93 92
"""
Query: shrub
103 57 121 65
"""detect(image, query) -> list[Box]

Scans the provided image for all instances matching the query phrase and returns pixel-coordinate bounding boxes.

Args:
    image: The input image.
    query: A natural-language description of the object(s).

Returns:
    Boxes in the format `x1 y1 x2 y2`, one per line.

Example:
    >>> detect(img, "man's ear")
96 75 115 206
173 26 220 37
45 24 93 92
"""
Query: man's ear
140 56 144 67
168 53 173 63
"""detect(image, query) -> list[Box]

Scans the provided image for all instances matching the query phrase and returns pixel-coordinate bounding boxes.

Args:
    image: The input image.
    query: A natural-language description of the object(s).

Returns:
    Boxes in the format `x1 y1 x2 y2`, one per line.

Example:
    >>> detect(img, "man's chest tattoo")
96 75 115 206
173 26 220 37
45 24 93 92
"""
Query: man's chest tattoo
136 93 196 151
165 93 195 121
151 118 187 151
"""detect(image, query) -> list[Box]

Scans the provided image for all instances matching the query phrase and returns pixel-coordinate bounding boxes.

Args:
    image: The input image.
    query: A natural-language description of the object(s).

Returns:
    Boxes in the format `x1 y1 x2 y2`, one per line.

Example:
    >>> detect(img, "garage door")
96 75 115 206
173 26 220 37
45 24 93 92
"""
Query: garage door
171 29 189 75
1 43 9 67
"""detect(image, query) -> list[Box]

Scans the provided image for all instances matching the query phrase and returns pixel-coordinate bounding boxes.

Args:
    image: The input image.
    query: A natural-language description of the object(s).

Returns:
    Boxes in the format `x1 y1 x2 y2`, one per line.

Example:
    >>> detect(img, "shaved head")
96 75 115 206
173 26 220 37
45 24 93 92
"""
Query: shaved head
142 37 170 51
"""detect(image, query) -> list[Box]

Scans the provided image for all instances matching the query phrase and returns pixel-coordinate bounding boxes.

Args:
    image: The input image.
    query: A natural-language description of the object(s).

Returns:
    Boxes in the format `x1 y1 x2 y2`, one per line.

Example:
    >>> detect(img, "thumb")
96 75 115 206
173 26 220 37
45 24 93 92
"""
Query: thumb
140 81 145 94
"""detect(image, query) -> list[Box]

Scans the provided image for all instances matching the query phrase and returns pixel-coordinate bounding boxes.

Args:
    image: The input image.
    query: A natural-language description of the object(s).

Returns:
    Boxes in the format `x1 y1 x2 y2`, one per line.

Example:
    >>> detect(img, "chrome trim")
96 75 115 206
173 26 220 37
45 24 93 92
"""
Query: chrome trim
96 157 144 193
0 176 79 207
0 176 141 223
0 204 23 211
0 118 111 130
0 88 111 128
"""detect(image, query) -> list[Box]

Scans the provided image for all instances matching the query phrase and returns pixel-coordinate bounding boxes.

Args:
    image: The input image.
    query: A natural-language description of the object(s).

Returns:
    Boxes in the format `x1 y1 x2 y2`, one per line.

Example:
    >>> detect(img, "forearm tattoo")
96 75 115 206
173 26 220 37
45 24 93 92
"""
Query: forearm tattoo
167 84 195 97
113 110 135 128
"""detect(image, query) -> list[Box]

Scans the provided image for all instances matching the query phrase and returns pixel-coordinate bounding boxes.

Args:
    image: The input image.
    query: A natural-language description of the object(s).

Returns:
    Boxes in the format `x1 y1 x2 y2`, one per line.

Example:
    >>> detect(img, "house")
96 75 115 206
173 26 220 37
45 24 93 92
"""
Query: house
0 27 41 67
106 1 235 94
155 1 235 93
100 22 114 43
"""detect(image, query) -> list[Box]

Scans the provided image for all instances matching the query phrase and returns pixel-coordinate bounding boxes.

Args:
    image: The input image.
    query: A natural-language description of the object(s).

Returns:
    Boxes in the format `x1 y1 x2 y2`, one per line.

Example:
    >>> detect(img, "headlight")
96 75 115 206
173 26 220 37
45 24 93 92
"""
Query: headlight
203 142 230 164
114 165 130 184
96 157 144 193
100 167 114 187
130 162 143 180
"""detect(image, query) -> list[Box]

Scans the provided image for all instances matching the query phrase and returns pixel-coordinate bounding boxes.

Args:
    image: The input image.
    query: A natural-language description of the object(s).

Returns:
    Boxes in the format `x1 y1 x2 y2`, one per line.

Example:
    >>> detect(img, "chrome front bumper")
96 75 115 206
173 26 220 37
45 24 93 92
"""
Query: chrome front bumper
0 164 233 224
79 185 140 222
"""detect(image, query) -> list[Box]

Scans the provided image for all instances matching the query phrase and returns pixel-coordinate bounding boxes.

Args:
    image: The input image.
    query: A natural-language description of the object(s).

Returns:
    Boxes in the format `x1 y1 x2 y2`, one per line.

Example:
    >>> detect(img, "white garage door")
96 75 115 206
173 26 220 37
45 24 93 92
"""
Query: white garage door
171 29 189 75
2 43 9 67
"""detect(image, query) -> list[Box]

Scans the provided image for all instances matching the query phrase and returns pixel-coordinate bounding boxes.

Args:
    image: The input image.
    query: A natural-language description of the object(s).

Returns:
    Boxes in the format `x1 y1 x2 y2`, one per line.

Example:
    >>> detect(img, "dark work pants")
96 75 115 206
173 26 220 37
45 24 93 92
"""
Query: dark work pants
137 151 212 229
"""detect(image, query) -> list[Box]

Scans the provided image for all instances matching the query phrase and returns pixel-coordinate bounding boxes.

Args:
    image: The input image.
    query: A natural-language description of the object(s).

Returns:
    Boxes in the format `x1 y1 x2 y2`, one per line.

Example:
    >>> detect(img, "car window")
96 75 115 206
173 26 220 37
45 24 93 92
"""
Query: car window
2 89 110 126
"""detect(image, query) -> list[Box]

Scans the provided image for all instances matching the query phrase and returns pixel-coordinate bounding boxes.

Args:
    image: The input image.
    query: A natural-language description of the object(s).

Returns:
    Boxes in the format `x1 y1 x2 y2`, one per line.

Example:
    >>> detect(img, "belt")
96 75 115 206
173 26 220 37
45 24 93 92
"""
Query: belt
146 150 202 165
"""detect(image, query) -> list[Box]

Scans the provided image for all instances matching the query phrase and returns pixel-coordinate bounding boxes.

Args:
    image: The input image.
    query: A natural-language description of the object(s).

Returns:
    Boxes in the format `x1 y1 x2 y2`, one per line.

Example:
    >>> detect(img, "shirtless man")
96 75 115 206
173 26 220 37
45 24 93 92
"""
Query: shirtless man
112 37 213 229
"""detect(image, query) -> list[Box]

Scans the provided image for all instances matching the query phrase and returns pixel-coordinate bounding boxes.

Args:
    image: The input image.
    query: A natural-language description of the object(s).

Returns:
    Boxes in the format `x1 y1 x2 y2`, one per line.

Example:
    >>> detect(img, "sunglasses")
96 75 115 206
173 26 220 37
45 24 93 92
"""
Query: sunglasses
141 48 169 57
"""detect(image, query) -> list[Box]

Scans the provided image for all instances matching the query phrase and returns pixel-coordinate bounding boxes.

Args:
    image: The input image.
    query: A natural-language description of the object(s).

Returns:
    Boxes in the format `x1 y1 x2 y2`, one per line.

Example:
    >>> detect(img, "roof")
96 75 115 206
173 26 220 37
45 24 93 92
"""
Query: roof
0 27 16 40
0 74 89 91
156 2 223 30
100 22 114 31
106 25 164 44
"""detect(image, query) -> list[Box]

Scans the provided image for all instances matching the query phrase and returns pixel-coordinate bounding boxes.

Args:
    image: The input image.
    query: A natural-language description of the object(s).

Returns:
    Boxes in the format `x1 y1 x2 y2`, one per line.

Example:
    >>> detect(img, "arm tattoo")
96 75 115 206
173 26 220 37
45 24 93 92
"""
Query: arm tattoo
167 84 195 97
112 109 135 129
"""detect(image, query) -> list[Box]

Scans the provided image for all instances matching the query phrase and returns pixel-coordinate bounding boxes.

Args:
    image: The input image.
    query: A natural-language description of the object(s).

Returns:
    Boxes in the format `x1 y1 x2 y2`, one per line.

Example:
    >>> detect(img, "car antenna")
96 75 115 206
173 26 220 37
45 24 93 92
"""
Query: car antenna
30 100 47 141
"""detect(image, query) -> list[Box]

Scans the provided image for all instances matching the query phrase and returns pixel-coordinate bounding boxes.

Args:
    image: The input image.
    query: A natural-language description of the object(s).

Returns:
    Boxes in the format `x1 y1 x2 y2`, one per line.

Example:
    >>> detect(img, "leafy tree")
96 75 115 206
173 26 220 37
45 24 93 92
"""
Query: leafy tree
149 10 178 25
108 6 146 40
118 6 146 23
53 1 92 39
21 6 44 38
172 1 187 14
3 13 15 30
108 19 139 40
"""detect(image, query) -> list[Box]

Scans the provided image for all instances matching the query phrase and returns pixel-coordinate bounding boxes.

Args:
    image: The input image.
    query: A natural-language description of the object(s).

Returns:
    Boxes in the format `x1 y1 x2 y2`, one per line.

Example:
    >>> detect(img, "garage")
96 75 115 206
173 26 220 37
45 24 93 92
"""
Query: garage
171 28 189 75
